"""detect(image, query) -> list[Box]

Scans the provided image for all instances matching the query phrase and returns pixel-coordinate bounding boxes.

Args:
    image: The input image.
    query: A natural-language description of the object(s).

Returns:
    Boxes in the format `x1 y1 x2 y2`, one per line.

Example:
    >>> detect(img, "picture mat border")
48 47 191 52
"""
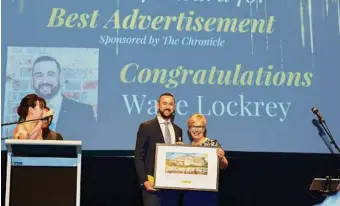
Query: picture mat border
154 143 220 192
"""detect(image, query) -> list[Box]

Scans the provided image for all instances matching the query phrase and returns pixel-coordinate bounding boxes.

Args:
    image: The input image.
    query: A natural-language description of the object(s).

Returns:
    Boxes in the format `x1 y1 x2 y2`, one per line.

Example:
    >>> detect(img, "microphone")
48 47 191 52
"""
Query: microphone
41 115 53 121
312 107 325 123
1 109 55 127
312 106 340 153
41 109 54 125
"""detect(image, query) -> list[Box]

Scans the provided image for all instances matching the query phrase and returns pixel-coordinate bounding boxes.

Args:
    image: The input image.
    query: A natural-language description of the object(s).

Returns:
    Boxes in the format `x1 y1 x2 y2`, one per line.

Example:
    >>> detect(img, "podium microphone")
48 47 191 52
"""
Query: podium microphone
1 111 55 127
311 107 340 154
311 107 325 123
41 115 53 121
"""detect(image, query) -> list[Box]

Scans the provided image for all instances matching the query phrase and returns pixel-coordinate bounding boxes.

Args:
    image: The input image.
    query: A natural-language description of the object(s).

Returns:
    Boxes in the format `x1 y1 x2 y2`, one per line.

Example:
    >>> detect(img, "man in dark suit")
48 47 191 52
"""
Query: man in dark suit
134 93 183 206
31 55 96 140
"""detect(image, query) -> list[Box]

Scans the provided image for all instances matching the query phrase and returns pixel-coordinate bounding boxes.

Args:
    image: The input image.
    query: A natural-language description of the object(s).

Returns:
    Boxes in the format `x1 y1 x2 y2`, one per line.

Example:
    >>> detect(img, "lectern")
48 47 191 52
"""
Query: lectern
4 139 82 206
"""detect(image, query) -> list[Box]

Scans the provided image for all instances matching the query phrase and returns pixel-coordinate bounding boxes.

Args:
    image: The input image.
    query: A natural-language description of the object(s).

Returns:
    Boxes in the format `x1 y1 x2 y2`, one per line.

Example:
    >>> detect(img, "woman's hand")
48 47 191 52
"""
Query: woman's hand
42 109 54 119
217 148 228 169
217 148 225 159
28 121 43 140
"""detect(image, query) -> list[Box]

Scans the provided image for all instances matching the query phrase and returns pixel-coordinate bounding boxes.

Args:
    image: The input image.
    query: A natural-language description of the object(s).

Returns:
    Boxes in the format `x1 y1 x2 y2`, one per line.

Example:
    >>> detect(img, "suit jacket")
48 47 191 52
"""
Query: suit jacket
55 97 96 141
134 117 183 186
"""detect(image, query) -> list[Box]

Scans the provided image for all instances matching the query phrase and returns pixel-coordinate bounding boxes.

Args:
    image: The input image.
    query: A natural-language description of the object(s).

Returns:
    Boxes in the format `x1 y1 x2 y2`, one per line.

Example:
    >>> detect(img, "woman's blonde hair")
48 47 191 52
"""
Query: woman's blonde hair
187 113 207 128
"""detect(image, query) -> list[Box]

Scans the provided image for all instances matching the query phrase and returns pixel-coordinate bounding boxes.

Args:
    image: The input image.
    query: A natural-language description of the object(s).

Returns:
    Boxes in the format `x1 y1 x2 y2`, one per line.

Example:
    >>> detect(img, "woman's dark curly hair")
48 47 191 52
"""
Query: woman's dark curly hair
17 94 45 121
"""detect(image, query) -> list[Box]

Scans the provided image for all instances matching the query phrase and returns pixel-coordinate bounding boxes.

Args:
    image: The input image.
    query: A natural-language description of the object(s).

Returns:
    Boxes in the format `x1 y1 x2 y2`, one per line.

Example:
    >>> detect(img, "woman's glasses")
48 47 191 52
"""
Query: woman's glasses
189 125 205 130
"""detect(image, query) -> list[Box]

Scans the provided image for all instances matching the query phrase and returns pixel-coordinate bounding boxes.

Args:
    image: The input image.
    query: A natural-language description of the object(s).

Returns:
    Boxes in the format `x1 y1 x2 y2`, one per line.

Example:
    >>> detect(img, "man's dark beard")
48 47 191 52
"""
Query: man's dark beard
35 83 60 100
159 109 172 119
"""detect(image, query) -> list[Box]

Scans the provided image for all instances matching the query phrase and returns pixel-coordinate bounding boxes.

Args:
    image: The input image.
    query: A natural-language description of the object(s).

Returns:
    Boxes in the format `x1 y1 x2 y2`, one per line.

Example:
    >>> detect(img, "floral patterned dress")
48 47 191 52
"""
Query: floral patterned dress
185 137 222 206
198 138 222 148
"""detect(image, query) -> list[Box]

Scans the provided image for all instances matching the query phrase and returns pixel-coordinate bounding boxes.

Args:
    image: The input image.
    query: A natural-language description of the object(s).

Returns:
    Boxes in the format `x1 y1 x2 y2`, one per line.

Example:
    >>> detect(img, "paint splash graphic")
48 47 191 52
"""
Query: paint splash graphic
10 0 340 59
116 0 120 55
249 3 254 55
299 0 340 68
11 0 24 14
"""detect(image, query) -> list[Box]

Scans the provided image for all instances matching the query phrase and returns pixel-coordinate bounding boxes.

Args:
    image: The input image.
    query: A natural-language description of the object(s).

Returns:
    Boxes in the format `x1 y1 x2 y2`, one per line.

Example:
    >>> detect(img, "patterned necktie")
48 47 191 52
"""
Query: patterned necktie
164 122 172 144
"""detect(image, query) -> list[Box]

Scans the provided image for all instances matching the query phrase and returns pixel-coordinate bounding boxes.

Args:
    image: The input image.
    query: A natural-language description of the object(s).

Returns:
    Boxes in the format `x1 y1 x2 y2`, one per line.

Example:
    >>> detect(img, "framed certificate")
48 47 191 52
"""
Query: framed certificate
153 143 219 191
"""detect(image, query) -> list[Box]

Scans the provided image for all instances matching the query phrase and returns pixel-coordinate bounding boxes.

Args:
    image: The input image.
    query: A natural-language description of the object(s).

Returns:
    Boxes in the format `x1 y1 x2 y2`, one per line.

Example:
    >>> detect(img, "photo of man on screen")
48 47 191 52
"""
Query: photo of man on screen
31 55 97 140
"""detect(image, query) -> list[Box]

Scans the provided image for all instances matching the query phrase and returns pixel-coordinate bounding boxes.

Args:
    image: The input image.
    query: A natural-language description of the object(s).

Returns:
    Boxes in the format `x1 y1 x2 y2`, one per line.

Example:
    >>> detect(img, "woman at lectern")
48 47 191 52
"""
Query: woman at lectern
183 113 228 206
13 94 45 140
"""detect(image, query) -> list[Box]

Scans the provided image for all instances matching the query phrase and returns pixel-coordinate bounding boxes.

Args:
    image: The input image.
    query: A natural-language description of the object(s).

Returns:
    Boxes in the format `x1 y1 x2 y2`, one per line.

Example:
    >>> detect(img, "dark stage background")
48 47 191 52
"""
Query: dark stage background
2 151 339 206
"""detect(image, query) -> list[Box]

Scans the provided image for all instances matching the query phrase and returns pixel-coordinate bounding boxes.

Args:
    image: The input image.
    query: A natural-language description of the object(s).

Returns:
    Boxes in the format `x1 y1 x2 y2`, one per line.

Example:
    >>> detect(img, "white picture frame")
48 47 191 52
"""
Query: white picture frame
154 143 220 191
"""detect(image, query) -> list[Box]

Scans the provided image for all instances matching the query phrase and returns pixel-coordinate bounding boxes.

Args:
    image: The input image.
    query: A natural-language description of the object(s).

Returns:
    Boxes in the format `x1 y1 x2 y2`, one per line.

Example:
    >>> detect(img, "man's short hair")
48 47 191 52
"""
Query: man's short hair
158 93 175 103
32 56 61 74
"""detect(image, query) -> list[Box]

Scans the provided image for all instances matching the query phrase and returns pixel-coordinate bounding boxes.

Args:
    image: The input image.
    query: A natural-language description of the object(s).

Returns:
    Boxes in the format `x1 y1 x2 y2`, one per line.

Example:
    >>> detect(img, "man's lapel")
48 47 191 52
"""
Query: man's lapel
173 125 181 142
154 118 165 143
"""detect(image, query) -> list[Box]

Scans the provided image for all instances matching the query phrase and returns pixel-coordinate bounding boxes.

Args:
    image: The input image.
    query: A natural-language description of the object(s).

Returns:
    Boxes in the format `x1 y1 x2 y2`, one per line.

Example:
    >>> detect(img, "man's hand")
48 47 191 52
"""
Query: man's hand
144 181 157 192
175 142 184 145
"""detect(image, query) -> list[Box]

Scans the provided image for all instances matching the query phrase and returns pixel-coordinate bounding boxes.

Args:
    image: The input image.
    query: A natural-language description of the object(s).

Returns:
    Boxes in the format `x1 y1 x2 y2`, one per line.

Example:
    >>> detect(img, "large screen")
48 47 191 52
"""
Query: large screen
1 0 339 153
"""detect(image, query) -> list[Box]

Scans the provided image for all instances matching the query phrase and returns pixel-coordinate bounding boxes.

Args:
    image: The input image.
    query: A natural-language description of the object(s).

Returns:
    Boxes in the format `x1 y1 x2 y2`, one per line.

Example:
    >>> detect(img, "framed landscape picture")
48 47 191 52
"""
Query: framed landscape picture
153 143 219 191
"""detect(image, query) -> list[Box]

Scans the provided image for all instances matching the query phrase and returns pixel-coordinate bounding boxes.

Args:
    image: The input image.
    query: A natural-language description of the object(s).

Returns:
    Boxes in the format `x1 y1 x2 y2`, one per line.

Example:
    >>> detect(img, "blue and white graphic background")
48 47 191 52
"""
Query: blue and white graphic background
1 0 340 152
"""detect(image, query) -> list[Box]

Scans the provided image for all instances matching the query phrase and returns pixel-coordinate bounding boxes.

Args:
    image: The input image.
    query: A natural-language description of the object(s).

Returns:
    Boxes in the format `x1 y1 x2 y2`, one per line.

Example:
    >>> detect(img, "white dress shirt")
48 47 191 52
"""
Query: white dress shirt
157 115 176 144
